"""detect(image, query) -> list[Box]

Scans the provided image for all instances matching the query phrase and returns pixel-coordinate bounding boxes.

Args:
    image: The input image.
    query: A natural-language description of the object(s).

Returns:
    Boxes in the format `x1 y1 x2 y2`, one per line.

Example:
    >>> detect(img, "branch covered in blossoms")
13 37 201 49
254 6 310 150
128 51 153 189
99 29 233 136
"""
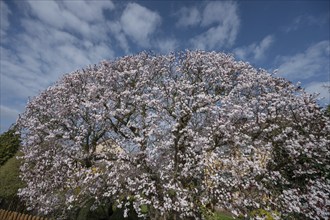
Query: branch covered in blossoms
17 51 329 219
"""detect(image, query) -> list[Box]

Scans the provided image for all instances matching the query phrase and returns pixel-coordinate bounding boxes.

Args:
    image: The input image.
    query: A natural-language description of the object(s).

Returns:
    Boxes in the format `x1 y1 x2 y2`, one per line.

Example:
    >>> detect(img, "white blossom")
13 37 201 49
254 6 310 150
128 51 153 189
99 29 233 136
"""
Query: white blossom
17 51 330 219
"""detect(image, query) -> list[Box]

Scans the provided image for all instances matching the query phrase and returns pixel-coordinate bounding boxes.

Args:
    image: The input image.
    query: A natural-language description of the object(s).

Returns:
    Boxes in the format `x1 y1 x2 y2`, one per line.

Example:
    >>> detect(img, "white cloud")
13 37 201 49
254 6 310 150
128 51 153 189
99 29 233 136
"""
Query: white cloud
0 1 11 40
26 0 113 41
283 13 329 33
254 36 274 60
120 3 161 47
0 105 21 120
61 1 114 22
0 1 117 133
201 1 236 27
27 0 70 29
305 81 330 106
234 35 274 61
155 38 178 53
108 21 130 53
0 105 21 133
17 19 114 72
175 6 201 27
277 40 330 80
190 1 240 50
0 45 48 98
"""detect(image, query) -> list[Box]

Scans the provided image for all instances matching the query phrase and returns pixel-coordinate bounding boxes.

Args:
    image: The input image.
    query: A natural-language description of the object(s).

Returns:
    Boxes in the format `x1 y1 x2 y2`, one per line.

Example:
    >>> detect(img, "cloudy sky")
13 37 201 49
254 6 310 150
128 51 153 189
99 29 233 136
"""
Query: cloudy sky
0 0 329 133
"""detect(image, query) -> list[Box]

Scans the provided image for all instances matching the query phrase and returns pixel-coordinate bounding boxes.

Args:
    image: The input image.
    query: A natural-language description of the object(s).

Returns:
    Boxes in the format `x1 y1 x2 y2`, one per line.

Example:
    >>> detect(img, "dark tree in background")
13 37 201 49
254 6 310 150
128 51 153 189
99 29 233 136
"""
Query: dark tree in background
0 126 20 166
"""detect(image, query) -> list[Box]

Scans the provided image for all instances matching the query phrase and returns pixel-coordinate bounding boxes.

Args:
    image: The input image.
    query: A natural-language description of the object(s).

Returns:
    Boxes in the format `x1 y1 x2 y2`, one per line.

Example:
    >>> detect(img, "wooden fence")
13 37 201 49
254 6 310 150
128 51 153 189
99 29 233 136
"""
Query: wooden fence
0 209 48 220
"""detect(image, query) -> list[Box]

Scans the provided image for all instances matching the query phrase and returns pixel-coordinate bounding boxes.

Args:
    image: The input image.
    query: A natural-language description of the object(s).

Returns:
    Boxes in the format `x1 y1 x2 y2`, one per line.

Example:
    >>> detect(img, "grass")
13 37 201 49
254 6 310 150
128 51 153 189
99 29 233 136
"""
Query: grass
206 211 235 220
0 152 25 211
0 152 24 197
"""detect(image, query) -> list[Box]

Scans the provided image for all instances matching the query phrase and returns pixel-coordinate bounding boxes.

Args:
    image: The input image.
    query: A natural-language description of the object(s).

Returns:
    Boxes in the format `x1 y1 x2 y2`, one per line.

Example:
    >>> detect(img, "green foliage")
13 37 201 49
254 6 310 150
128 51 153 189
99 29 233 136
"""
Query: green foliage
250 209 280 220
73 199 111 220
205 211 235 220
140 204 148 214
200 205 234 220
167 188 176 196
325 104 330 117
73 199 142 220
0 127 20 166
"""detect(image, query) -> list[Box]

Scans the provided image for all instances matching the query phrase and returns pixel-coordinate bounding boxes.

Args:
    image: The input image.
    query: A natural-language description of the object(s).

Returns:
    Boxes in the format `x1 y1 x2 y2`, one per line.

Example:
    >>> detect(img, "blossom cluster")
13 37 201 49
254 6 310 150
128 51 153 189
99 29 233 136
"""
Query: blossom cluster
17 51 329 219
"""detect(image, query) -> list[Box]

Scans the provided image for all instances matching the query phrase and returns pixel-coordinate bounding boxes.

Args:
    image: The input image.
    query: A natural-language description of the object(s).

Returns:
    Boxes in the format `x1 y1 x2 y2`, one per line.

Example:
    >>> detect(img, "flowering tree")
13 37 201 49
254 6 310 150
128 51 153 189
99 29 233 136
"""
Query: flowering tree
17 51 329 219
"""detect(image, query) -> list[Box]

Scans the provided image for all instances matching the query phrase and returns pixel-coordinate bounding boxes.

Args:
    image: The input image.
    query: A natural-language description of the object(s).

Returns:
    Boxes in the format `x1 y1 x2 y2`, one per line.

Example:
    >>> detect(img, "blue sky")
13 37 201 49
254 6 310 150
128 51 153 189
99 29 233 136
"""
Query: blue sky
0 0 329 133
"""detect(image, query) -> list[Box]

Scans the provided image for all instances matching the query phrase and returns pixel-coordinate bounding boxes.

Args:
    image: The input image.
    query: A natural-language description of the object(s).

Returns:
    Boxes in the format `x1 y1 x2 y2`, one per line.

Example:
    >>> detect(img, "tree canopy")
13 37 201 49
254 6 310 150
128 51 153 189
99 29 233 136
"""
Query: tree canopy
17 51 329 219
0 126 20 166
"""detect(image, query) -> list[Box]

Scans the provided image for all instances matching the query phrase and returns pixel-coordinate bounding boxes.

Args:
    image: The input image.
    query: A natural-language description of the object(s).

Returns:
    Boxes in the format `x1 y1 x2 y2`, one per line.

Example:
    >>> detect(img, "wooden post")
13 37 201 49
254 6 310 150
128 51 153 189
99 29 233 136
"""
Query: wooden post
0 209 5 220
7 211 13 220
8 211 14 220
0 209 6 220
0 210 47 220
12 212 18 220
